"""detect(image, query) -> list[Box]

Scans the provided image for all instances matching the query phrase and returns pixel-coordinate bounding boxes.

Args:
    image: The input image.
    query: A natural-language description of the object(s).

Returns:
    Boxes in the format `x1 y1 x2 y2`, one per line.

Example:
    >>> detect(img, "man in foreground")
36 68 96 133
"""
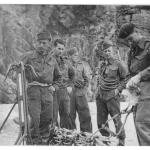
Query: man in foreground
118 23 150 145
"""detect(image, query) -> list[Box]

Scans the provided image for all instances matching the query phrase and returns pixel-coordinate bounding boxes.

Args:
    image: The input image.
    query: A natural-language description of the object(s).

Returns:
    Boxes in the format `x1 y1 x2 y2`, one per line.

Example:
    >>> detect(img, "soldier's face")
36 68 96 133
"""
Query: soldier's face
104 46 114 59
38 39 50 50
55 43 65 53
72 51 80 62
126 32 141 44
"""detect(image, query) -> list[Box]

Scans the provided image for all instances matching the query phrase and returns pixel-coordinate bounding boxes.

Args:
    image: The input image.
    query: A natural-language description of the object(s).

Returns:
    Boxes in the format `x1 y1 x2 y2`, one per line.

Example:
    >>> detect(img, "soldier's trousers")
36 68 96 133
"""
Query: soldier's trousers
27 86 53 142
70 88 92 133
53 88 72 129
134 100 150 146
96 94 126 142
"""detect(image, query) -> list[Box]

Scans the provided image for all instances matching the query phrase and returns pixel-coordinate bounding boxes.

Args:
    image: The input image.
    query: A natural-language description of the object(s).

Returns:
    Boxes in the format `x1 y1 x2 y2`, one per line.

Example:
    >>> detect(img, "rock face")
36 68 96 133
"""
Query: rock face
0 5 117 103
0 5 117 74
0 5 43 75
0 74 16 103
1 5 149 74
1 5 149 103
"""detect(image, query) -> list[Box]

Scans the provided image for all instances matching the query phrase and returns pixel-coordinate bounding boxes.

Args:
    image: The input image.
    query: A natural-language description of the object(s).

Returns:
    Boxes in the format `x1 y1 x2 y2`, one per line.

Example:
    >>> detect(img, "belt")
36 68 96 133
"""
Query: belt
27 81 52 87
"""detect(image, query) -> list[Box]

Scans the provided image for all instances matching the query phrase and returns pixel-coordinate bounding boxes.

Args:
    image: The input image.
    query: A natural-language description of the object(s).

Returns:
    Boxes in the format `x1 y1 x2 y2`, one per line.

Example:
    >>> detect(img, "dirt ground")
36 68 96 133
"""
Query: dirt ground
0 102 139 146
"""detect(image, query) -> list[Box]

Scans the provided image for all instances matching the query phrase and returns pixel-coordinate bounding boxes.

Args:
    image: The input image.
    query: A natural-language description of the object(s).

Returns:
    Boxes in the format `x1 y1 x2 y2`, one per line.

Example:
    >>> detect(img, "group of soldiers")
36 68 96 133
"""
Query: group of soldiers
22 31 92 145
21 22 150 146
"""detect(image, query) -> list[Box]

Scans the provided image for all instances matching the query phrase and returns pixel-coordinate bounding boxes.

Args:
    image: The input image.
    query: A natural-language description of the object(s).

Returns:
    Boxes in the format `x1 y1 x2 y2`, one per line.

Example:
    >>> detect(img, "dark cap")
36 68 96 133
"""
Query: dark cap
118 23 135 39
54 38 65 47
95 40 113 58
37 31 51 41
102 40 113 50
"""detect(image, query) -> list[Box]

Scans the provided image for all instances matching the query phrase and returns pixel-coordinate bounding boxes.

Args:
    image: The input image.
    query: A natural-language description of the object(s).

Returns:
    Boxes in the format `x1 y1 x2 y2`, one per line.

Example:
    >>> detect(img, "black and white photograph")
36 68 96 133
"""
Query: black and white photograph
0 1 150 146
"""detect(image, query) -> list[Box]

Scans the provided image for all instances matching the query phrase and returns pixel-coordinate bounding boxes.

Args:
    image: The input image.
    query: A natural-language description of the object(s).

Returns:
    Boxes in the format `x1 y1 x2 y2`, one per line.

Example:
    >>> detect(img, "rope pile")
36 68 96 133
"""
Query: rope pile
47 127 95 146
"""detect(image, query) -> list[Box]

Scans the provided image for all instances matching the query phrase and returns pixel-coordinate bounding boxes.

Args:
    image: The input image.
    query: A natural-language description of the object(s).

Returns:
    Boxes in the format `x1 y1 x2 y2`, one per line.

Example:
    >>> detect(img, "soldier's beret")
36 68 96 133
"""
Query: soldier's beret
118 23 135 39
54 38 65 47
95 40 112 58
37 31 51 41
102 40 113 50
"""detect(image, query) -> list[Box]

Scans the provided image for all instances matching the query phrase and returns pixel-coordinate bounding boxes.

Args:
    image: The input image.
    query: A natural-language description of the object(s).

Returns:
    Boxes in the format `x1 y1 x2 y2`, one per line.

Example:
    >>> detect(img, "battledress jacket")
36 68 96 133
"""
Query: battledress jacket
128 37 150 101
97 59 128 101
21 50 62 87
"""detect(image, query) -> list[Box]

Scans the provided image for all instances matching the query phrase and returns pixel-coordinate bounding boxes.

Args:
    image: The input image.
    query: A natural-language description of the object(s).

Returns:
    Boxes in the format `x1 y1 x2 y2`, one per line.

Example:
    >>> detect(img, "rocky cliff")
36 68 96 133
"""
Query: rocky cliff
1 5 150 103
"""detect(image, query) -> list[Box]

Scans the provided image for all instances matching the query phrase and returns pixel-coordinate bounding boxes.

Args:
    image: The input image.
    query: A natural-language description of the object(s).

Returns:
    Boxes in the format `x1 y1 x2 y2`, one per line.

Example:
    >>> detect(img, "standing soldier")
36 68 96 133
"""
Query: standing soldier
118 23 150 145
53 39 74 129
69 48 92 133
22 31 61 144
95 41 127 146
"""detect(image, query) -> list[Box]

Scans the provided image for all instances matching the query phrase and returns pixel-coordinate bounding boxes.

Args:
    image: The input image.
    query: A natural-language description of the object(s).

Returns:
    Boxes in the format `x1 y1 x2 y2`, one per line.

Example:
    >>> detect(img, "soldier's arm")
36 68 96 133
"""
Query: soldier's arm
139 66 150 81
53 59 62 89
117 61 128 92
20 52 39 82
68 66 75 87
82 68 89 87
138 42 150 81
68 66 75 81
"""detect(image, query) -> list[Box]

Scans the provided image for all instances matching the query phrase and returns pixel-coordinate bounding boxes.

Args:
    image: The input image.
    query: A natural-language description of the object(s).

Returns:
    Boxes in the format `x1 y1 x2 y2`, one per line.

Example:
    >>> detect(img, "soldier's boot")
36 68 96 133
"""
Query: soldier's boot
32 136 42 145
118 138 125 146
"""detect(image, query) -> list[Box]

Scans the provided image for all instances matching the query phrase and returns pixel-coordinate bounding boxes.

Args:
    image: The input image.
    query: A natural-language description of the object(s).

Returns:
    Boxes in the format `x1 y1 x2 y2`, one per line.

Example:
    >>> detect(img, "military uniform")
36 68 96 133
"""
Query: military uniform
70 61 92 133
22 50 61 143
119 23 150 145
53 54 74 129
127 37 150 145
96 58 127 145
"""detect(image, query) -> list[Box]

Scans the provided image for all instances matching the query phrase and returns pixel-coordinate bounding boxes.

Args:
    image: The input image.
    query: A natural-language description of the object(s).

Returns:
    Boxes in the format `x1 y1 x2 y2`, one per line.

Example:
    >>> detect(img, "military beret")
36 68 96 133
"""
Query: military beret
118 23 135 39
54 38 65 47
102 40 113 50
37 31 51 41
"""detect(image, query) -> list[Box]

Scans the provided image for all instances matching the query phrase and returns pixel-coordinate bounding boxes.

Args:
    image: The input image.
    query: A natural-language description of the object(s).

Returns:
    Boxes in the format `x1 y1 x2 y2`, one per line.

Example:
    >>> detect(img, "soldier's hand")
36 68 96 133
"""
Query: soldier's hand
74 80 85 88
67 86 72 93
115 89 119 96
49 86 55 92
126 74 141 89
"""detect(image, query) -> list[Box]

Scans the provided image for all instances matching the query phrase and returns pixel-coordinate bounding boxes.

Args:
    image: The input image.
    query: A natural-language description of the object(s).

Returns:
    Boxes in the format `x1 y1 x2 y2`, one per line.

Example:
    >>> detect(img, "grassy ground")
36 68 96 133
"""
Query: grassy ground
0 102 138 145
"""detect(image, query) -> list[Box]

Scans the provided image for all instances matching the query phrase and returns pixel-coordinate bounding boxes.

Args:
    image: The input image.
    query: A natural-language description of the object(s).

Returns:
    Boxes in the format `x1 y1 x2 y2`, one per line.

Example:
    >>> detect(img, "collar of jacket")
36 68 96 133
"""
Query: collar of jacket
107 57 116 65
136 37 149 50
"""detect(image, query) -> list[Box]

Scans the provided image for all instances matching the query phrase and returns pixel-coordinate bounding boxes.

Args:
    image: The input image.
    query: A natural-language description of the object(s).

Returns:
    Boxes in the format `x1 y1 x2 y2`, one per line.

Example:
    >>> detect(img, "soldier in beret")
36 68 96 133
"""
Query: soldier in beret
95 40 127 146
22 31 61 144
118 23 150 146
68 48 92 133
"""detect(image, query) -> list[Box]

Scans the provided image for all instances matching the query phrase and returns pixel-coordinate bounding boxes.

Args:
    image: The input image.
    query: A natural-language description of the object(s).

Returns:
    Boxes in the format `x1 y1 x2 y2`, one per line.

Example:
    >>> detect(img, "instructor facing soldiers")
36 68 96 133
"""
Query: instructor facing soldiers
118 23 150 146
